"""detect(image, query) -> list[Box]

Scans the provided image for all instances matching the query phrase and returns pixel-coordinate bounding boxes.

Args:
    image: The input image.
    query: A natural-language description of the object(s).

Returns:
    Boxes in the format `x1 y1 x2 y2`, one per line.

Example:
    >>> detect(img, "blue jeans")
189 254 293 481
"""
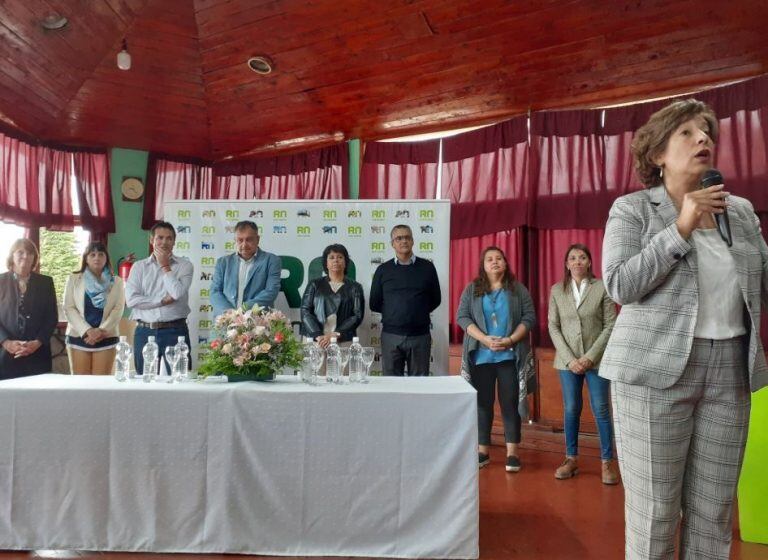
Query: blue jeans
558 369 615 460
134 325 191 375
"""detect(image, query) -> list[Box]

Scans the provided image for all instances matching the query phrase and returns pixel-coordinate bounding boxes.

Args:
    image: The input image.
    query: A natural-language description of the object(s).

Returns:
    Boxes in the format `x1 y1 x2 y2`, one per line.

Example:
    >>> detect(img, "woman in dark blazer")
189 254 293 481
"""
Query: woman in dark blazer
301 244 364 348
0 238 58 379
456 246 536 473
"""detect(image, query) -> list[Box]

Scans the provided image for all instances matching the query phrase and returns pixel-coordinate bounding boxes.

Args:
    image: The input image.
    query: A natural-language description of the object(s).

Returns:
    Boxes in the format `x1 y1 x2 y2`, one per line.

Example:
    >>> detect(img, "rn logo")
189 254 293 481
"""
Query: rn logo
371 209 385 221
176 241 190 250
370 336 380 346
297 226 311 236
224 241 235 252
201 257 215 267
323 209 337 220
273 209 288 220
177 210 191 219
202 210 216 218
201 225 215 235
225 210 239 220
347 225 362 236
371 242 386 253
419 242 434 252
198 320 212 329
199 288 209 298
419 209 434 220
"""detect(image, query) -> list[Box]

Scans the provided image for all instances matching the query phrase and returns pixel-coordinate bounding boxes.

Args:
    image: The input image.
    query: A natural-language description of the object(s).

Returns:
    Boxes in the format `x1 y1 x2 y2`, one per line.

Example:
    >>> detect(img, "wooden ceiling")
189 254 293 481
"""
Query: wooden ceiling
0 0 766 160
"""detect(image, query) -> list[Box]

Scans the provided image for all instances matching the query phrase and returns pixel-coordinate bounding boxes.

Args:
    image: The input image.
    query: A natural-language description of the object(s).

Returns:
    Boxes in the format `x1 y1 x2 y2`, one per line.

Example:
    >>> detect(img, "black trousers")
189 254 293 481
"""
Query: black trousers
380 331 432 376
470 359 520 445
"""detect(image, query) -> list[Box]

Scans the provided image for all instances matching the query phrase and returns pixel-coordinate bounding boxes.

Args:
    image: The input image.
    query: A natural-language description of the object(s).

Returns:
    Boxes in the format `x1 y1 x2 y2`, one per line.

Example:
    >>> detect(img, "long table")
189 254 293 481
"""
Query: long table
0 374 478 558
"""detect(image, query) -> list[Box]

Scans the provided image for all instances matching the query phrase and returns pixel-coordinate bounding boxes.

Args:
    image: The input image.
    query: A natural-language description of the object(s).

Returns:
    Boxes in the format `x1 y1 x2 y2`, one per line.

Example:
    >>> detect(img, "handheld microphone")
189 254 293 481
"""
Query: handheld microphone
701 168 732 247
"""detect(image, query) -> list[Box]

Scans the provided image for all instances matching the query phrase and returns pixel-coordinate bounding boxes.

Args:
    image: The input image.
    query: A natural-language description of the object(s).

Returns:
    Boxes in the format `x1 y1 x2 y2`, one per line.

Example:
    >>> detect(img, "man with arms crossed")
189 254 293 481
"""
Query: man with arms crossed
125 221 194 375
210 220 281 318
370 224 441 376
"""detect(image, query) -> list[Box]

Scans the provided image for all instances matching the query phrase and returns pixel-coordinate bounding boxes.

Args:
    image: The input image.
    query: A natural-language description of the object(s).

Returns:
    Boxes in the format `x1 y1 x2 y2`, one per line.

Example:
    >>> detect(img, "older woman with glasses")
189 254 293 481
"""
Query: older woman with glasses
0 238 58 379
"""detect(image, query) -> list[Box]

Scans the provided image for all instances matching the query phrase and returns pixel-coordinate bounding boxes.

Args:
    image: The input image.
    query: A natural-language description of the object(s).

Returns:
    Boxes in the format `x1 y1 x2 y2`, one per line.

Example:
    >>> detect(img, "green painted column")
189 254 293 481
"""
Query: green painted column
348 139 360 199
738 389 768 543
108 148 149 262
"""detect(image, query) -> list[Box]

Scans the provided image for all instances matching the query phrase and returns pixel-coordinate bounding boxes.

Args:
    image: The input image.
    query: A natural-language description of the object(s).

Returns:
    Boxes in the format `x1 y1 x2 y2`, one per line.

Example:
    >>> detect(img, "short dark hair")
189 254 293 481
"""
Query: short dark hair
150 221 176 239
390 224 412 240
632 98 718 188
234 220 259 235
321 244 350 275
76 241 112 274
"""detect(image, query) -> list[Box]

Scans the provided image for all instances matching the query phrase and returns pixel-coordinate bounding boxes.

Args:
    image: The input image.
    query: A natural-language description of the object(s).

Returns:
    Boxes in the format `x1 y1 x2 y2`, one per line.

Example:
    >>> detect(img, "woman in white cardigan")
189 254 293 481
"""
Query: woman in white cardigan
63 242 125 374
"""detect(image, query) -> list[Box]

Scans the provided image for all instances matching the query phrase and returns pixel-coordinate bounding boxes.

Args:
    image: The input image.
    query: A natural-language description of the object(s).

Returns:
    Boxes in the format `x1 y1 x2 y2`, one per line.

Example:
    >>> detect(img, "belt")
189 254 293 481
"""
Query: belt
136 319 187 330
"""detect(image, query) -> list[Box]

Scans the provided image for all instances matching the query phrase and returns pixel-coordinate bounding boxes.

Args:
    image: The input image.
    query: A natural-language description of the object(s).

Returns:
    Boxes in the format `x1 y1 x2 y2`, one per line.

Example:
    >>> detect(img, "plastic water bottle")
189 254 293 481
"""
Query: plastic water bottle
115 335 132 382
175 336 189 381
141 336 158 382
301 337 314 383
326 337 340 383
348 337 363 383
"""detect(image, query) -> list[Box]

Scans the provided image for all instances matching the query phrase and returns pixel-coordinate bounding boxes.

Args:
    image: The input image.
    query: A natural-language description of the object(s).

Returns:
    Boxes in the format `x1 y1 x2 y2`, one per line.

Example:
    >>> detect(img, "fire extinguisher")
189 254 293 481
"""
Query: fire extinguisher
117 253 136 281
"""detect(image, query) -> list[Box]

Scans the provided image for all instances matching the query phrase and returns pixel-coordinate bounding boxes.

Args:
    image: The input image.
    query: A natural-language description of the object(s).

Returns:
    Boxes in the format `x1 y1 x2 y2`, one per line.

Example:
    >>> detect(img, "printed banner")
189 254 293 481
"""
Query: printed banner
165 200 451 375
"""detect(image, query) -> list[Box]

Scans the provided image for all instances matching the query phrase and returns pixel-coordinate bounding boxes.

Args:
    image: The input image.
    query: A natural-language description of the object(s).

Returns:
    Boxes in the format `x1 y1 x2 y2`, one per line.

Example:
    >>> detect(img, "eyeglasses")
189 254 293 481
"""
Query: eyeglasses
392 235 413 242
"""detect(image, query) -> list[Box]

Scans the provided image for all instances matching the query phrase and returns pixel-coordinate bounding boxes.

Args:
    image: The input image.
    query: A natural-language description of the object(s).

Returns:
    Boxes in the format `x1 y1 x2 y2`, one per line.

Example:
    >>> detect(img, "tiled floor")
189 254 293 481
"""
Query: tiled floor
2 440 765 560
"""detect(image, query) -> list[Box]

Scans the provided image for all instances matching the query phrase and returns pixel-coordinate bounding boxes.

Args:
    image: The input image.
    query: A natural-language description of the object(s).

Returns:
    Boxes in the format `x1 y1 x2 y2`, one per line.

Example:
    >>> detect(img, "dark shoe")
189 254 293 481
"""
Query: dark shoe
602 460 620 485
505 455 521 472
555 457 579 479
478 453 490 469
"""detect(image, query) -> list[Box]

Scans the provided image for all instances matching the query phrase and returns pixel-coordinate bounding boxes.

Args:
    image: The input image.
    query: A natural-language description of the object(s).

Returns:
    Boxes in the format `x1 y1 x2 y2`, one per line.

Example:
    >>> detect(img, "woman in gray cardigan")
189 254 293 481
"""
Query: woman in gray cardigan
457 246 536 472
547 243 618 484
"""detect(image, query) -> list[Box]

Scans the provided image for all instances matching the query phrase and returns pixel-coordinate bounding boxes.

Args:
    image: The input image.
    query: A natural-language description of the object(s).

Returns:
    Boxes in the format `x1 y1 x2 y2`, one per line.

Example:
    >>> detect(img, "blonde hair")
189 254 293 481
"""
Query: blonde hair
6 238 39 271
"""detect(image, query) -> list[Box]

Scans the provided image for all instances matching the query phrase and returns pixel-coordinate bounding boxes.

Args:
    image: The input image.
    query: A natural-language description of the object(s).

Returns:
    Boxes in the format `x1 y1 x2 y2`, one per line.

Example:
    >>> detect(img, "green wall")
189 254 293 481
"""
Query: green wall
348 139 360 199
108 148 149 262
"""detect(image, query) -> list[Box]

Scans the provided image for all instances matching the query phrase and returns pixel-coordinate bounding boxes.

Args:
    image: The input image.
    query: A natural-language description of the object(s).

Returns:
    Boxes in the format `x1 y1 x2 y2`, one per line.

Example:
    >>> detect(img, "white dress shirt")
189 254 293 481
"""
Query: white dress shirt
571 278 589 307
692 228 746 339
125 254 194 323
237 252 257 308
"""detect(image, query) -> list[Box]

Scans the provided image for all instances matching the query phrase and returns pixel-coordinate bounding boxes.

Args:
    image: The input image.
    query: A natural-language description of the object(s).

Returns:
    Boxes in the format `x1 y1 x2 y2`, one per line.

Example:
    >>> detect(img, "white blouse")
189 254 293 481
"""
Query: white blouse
692 228 746 339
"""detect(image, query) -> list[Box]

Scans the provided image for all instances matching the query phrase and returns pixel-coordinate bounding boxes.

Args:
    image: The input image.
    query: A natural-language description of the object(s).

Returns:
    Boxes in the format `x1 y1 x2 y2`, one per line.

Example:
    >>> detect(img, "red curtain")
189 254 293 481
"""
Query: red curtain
442 118 529 238
359 140 439 199
214 143 347 200
0 124 112 232
142 154 214 229
144 144 348 227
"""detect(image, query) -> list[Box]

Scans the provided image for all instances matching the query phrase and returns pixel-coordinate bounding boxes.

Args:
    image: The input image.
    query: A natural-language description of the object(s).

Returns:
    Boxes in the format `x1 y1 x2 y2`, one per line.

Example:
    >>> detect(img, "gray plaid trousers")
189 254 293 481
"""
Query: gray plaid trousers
612 337 751 560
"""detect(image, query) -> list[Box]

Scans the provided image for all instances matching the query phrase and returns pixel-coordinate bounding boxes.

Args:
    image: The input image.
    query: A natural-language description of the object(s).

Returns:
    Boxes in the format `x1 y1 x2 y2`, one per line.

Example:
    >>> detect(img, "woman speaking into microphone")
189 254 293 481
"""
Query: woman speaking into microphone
601 98 768 560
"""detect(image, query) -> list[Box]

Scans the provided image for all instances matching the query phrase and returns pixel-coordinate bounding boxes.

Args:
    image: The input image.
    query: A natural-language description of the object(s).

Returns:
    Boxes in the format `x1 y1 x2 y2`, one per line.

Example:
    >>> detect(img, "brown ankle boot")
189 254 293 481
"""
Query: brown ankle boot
602 460 620 485
554 457 578 479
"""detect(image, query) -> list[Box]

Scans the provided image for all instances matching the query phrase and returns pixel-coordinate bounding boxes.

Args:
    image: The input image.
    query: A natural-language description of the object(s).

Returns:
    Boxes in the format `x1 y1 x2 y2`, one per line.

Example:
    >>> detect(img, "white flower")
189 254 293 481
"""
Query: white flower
254 325 266 336
227 328 238 339
221 343 232 355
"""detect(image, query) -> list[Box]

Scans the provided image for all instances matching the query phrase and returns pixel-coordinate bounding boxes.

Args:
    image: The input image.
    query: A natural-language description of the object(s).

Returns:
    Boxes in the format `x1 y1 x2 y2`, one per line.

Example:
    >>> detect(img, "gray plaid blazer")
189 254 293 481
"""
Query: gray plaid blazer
600 185 768 392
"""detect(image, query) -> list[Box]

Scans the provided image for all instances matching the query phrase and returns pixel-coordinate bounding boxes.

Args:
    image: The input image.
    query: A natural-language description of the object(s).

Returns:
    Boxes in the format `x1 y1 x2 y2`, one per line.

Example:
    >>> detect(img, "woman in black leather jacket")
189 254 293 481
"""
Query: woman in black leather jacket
301 244 365 348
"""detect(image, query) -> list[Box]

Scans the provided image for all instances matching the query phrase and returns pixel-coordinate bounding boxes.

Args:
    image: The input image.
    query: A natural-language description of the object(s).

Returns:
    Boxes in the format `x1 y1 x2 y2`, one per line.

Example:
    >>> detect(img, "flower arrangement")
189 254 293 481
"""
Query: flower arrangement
199 304 303 381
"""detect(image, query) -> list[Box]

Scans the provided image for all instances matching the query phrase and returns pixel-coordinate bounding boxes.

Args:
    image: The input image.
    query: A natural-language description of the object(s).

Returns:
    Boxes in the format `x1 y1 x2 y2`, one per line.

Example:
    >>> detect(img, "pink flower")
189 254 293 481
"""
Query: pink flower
210 339 221 350
274 332 284 343
233 356 245 367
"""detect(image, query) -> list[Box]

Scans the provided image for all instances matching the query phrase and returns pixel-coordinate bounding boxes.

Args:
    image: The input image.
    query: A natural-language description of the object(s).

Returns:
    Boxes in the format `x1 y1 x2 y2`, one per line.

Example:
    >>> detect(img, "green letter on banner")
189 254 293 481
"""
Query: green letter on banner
280 256 304 308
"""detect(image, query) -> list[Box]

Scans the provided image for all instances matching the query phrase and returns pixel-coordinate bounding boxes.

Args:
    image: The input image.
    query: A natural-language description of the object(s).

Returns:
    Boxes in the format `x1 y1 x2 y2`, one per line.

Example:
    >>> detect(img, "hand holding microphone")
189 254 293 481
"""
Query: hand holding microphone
701 169 732 246
675 168 730 242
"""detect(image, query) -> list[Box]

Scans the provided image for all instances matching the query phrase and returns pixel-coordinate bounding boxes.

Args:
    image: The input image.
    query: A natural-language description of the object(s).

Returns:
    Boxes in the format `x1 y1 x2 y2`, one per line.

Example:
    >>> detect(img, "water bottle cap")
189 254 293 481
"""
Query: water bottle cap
305 337 313 343
148 336 155 342
353 337 360 343
330 337 337 343
119 335 127 341
178 336 184 341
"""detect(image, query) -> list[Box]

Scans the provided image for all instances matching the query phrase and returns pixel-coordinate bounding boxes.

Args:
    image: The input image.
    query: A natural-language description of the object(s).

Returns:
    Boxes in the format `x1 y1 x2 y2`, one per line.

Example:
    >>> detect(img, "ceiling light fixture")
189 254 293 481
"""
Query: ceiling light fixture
117 39 131 71
40 13 68 30
247 56 273 75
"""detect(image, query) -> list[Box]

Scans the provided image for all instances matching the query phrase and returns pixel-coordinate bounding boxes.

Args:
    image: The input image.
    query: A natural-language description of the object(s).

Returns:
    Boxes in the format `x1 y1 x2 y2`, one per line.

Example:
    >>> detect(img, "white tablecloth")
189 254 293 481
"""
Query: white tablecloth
0 374 478 558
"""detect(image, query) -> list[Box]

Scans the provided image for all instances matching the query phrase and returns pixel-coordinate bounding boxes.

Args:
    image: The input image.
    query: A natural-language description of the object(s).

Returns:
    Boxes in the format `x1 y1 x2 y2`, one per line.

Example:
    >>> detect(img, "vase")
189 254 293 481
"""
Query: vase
227 369 276 382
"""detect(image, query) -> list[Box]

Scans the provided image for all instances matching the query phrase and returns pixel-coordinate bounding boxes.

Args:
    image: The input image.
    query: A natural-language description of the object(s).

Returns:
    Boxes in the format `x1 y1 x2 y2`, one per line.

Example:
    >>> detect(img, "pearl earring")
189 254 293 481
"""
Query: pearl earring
659 167 664 179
